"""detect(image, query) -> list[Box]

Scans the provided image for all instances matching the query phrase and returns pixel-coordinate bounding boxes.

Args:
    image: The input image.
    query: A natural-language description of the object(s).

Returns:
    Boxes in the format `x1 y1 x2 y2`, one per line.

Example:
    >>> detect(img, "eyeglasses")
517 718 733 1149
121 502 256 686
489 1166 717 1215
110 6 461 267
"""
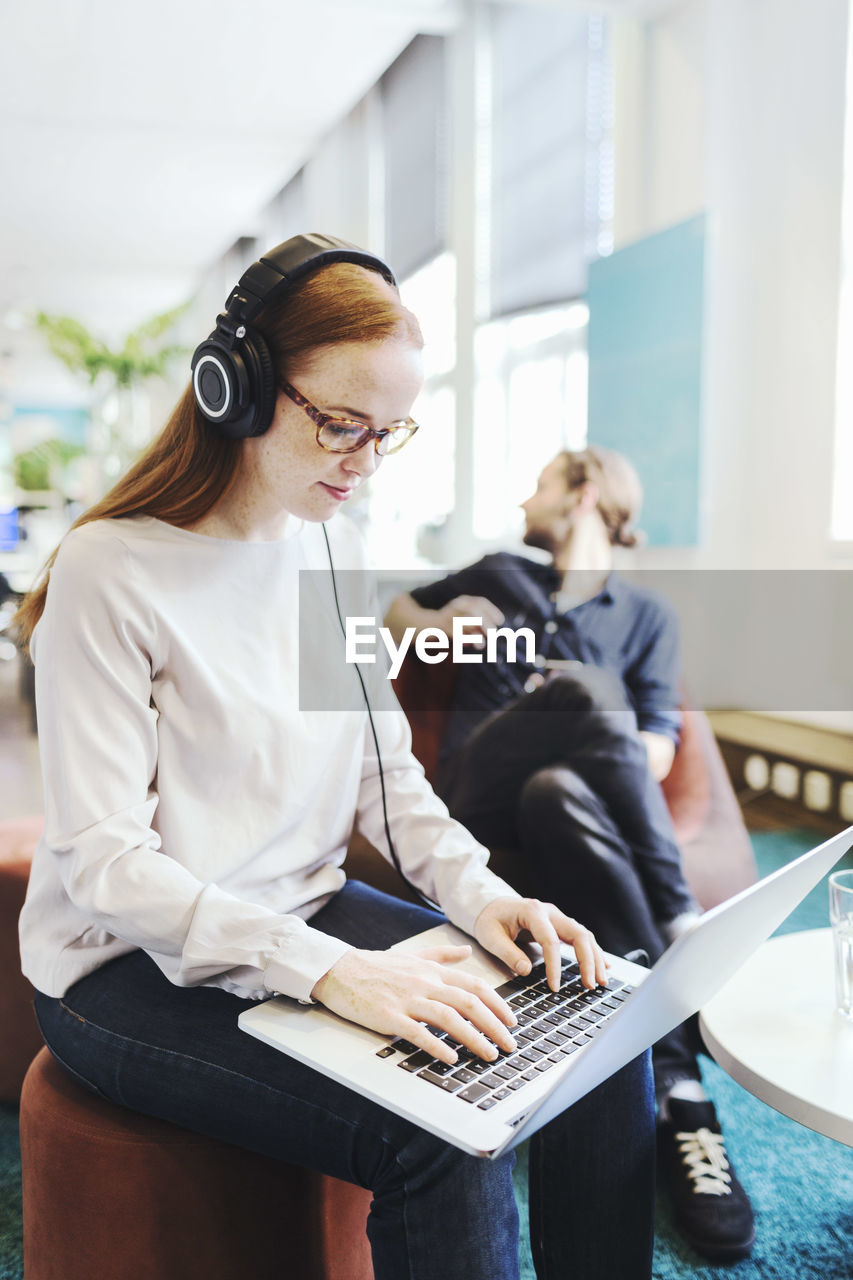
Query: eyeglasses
280 379 419 456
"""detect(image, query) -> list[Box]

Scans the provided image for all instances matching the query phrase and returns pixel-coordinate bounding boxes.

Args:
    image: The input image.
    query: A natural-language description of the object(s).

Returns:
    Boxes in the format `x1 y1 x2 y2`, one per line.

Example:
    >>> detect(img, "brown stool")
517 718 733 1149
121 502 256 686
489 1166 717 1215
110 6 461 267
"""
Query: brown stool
0 815 44 1100
20 1047 374 1280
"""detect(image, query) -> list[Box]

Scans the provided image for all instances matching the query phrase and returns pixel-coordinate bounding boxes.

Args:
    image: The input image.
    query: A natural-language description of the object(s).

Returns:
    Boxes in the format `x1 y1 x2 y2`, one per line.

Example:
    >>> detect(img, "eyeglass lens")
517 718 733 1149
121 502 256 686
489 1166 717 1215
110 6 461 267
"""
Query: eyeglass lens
317 422 416 455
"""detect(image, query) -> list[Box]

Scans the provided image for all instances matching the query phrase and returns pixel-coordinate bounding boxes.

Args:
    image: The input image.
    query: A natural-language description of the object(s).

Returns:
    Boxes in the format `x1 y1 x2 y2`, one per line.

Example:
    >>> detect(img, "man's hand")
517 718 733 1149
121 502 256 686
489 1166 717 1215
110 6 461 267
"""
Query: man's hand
474 896 609 993
310 944 518 1064
639 730 676 782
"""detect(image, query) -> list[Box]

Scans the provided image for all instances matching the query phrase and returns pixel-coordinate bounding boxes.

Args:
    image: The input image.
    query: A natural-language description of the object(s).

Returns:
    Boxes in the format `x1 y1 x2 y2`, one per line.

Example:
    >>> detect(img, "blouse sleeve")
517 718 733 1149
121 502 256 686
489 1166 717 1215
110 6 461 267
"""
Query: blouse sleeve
354 699 521 936
30 529 350 1001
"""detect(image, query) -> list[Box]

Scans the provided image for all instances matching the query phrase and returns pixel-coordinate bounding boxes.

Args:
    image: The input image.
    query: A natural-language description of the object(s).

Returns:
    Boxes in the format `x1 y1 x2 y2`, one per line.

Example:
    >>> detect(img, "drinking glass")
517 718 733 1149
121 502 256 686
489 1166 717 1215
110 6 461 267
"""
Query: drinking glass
828 869 853 1020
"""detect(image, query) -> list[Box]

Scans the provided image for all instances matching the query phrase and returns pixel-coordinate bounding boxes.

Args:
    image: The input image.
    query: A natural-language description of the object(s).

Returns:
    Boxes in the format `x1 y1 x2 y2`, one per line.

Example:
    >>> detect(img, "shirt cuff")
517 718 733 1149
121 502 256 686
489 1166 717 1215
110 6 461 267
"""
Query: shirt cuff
439 871 522 939
263 926 353 1003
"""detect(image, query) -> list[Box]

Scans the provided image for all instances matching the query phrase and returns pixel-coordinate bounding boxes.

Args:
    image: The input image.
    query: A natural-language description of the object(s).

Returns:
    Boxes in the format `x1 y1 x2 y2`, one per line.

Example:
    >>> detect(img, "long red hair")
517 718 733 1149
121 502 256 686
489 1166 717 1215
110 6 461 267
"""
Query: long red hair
14 263 422 650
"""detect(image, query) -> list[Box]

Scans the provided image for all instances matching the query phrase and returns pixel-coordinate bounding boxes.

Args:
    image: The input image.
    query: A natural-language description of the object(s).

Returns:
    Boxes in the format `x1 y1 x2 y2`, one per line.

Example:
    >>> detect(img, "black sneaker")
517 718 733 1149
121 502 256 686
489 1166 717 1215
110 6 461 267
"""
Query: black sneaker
658 1098 756 1261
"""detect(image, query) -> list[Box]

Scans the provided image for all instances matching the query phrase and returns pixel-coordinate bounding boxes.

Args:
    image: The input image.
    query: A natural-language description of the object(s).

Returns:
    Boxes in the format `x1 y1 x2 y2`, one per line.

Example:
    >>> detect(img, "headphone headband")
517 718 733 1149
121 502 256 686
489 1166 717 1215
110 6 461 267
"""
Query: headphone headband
191 233 397 439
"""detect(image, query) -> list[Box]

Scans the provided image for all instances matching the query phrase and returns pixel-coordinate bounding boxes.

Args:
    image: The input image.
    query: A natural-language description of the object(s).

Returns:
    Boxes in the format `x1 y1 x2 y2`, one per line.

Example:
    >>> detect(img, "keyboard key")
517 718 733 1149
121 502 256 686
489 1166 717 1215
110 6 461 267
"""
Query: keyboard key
564 997 589 1013
559 1041 581 1055
418 1070 464 1092
458 1082 491 1104
390 1039 419 1055
493 1088 511 1100
452 1068 476 1084
399 1051 434 1072
467 1060 491 1075
508 993 534 1008
478 1097 499 1110
428 1059 456 1075
417 1069 452 1087
375 1046 396 1058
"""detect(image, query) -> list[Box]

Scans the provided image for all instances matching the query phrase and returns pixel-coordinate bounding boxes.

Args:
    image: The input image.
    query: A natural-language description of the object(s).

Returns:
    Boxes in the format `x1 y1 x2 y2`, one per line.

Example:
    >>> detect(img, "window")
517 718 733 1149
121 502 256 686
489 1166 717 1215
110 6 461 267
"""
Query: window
473 303 590 541
832 4 853 541
364 252 457 566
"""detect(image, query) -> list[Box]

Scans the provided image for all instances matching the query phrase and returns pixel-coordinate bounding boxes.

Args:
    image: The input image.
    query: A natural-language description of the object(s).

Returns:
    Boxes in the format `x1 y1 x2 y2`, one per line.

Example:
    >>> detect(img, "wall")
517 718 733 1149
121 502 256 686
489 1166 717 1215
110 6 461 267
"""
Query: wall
612 0 851 572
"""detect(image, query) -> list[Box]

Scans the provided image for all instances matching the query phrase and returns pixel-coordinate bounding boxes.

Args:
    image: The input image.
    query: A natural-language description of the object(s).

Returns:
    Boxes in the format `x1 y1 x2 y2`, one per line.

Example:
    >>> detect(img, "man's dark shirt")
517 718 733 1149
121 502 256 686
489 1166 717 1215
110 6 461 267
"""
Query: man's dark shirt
409 552 682 764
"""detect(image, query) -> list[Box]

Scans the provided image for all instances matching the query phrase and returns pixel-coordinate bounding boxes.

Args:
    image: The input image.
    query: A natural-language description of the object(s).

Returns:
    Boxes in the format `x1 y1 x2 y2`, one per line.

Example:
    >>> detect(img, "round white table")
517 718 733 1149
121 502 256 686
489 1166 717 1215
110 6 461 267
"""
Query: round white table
699 927 853 1146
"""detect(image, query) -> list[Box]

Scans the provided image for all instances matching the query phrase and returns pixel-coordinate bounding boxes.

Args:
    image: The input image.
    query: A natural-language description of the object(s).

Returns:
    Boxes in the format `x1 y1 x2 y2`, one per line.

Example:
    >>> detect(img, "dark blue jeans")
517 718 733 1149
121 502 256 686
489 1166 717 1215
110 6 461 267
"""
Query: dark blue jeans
34 881 655 1280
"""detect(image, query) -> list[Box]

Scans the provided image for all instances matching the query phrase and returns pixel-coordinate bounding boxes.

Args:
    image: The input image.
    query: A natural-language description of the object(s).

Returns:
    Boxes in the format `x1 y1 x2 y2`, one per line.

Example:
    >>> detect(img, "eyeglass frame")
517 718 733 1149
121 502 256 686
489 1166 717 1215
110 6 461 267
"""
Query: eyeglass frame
279 378 419 455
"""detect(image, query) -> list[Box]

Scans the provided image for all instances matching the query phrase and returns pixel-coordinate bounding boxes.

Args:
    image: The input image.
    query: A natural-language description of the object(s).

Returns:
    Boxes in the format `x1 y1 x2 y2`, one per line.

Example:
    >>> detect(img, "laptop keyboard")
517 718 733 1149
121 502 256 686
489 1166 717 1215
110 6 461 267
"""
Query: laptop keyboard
374 959 634 1111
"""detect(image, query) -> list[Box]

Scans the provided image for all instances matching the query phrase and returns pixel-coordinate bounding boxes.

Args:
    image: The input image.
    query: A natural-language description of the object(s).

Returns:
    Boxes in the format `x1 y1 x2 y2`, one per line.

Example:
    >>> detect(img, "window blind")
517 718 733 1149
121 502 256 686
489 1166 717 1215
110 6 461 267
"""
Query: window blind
381 35 448 281
490 7 609 316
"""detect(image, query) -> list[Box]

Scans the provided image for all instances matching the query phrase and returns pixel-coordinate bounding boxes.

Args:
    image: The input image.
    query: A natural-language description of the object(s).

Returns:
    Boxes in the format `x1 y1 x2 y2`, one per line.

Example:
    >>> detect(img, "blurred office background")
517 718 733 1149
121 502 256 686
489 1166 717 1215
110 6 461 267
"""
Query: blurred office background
1 0 852 823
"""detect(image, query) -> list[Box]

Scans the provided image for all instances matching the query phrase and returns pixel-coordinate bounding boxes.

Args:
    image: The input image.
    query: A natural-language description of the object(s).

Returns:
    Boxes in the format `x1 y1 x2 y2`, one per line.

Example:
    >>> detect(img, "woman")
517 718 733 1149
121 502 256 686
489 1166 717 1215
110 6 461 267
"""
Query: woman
15 235 655 1280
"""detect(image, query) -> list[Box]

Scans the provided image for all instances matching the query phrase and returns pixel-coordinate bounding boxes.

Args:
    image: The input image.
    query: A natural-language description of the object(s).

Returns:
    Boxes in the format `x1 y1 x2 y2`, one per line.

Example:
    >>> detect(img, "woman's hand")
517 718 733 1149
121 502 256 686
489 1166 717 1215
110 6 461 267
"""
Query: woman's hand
310 944 518 1065
474 897 609 994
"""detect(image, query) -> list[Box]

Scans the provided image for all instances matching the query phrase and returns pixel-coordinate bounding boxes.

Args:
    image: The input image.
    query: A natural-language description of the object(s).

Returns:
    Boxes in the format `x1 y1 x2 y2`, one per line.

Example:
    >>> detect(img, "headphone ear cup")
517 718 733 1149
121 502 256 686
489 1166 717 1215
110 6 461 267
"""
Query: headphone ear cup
239 327 277 437
191 325 277 438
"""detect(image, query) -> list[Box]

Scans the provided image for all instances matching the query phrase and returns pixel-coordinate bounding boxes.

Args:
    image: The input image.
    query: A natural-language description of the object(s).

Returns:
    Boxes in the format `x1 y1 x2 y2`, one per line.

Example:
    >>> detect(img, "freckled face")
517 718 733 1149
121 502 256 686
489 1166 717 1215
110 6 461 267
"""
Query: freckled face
249 340 424 523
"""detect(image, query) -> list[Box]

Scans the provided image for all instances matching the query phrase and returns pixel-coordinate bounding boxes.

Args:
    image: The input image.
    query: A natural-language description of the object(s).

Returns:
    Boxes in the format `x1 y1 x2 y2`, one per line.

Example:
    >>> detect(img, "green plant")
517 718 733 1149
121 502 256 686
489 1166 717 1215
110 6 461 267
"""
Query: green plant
13 438 85 491
34 305 188 387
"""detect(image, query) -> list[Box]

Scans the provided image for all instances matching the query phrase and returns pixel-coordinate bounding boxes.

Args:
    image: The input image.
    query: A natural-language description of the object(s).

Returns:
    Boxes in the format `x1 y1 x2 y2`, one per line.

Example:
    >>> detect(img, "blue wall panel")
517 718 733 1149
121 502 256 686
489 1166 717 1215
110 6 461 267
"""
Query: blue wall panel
587 214 705 546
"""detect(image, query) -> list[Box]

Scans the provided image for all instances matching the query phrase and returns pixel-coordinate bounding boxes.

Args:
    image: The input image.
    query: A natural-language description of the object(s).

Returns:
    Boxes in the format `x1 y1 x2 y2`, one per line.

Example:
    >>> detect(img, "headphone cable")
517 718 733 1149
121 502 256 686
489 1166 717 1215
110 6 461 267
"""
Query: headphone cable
321 523 439 912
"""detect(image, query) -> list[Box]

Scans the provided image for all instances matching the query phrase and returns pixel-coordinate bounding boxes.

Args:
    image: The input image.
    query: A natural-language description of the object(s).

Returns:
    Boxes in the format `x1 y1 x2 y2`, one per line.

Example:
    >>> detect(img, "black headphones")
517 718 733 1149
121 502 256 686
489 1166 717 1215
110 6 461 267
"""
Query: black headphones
191 233 397 440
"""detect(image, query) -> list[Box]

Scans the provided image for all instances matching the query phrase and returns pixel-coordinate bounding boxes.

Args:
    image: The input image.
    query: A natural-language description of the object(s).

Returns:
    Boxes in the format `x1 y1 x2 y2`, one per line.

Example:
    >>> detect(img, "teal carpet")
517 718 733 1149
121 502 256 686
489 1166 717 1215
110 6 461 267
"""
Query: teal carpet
0 1104 21 1280
1 829 851 1278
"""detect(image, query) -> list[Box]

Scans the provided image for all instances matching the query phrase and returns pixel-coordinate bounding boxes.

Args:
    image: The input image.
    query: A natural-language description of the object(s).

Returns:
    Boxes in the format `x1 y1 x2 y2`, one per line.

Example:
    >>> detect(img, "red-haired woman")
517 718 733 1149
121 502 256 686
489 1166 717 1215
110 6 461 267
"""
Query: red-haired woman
16 236 654 1280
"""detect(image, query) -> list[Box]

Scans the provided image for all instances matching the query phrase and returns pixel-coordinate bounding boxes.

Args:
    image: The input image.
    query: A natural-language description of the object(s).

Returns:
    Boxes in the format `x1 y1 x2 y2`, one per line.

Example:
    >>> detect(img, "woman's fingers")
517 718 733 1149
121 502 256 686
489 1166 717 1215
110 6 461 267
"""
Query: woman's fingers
311 948 517 1063
474 896 610 992
413 944 471 964
407 999 507 1063
440 964 517 1028
431 980 517 1052
542 906 609 988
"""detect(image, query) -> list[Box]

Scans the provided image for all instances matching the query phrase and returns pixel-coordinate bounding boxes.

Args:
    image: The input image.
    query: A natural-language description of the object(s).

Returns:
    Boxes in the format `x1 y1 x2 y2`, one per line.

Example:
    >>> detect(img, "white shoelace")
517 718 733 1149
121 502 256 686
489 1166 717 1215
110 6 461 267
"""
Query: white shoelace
675 1127 733 1196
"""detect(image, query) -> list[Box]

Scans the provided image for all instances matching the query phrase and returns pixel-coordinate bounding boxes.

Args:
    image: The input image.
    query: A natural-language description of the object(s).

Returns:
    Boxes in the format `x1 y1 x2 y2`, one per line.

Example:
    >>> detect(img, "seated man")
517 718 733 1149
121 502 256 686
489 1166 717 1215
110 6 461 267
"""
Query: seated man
385 446 755 1263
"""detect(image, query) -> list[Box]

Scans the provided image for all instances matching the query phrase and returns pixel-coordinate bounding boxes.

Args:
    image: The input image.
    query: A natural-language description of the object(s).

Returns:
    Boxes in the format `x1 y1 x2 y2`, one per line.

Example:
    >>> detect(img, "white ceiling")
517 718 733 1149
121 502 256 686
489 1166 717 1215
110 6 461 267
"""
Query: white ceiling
0 0 675 404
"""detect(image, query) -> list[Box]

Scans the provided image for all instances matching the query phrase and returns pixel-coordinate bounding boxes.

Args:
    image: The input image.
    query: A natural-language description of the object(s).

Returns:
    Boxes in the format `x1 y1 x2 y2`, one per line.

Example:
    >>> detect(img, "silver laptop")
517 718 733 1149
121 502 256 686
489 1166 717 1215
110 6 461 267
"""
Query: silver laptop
239 825 852 1159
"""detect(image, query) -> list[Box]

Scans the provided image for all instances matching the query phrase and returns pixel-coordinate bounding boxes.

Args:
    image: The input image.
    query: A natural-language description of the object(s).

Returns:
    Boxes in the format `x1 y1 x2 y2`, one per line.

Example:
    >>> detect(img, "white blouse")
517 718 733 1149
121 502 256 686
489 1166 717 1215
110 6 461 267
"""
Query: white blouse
20 514 517 1001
